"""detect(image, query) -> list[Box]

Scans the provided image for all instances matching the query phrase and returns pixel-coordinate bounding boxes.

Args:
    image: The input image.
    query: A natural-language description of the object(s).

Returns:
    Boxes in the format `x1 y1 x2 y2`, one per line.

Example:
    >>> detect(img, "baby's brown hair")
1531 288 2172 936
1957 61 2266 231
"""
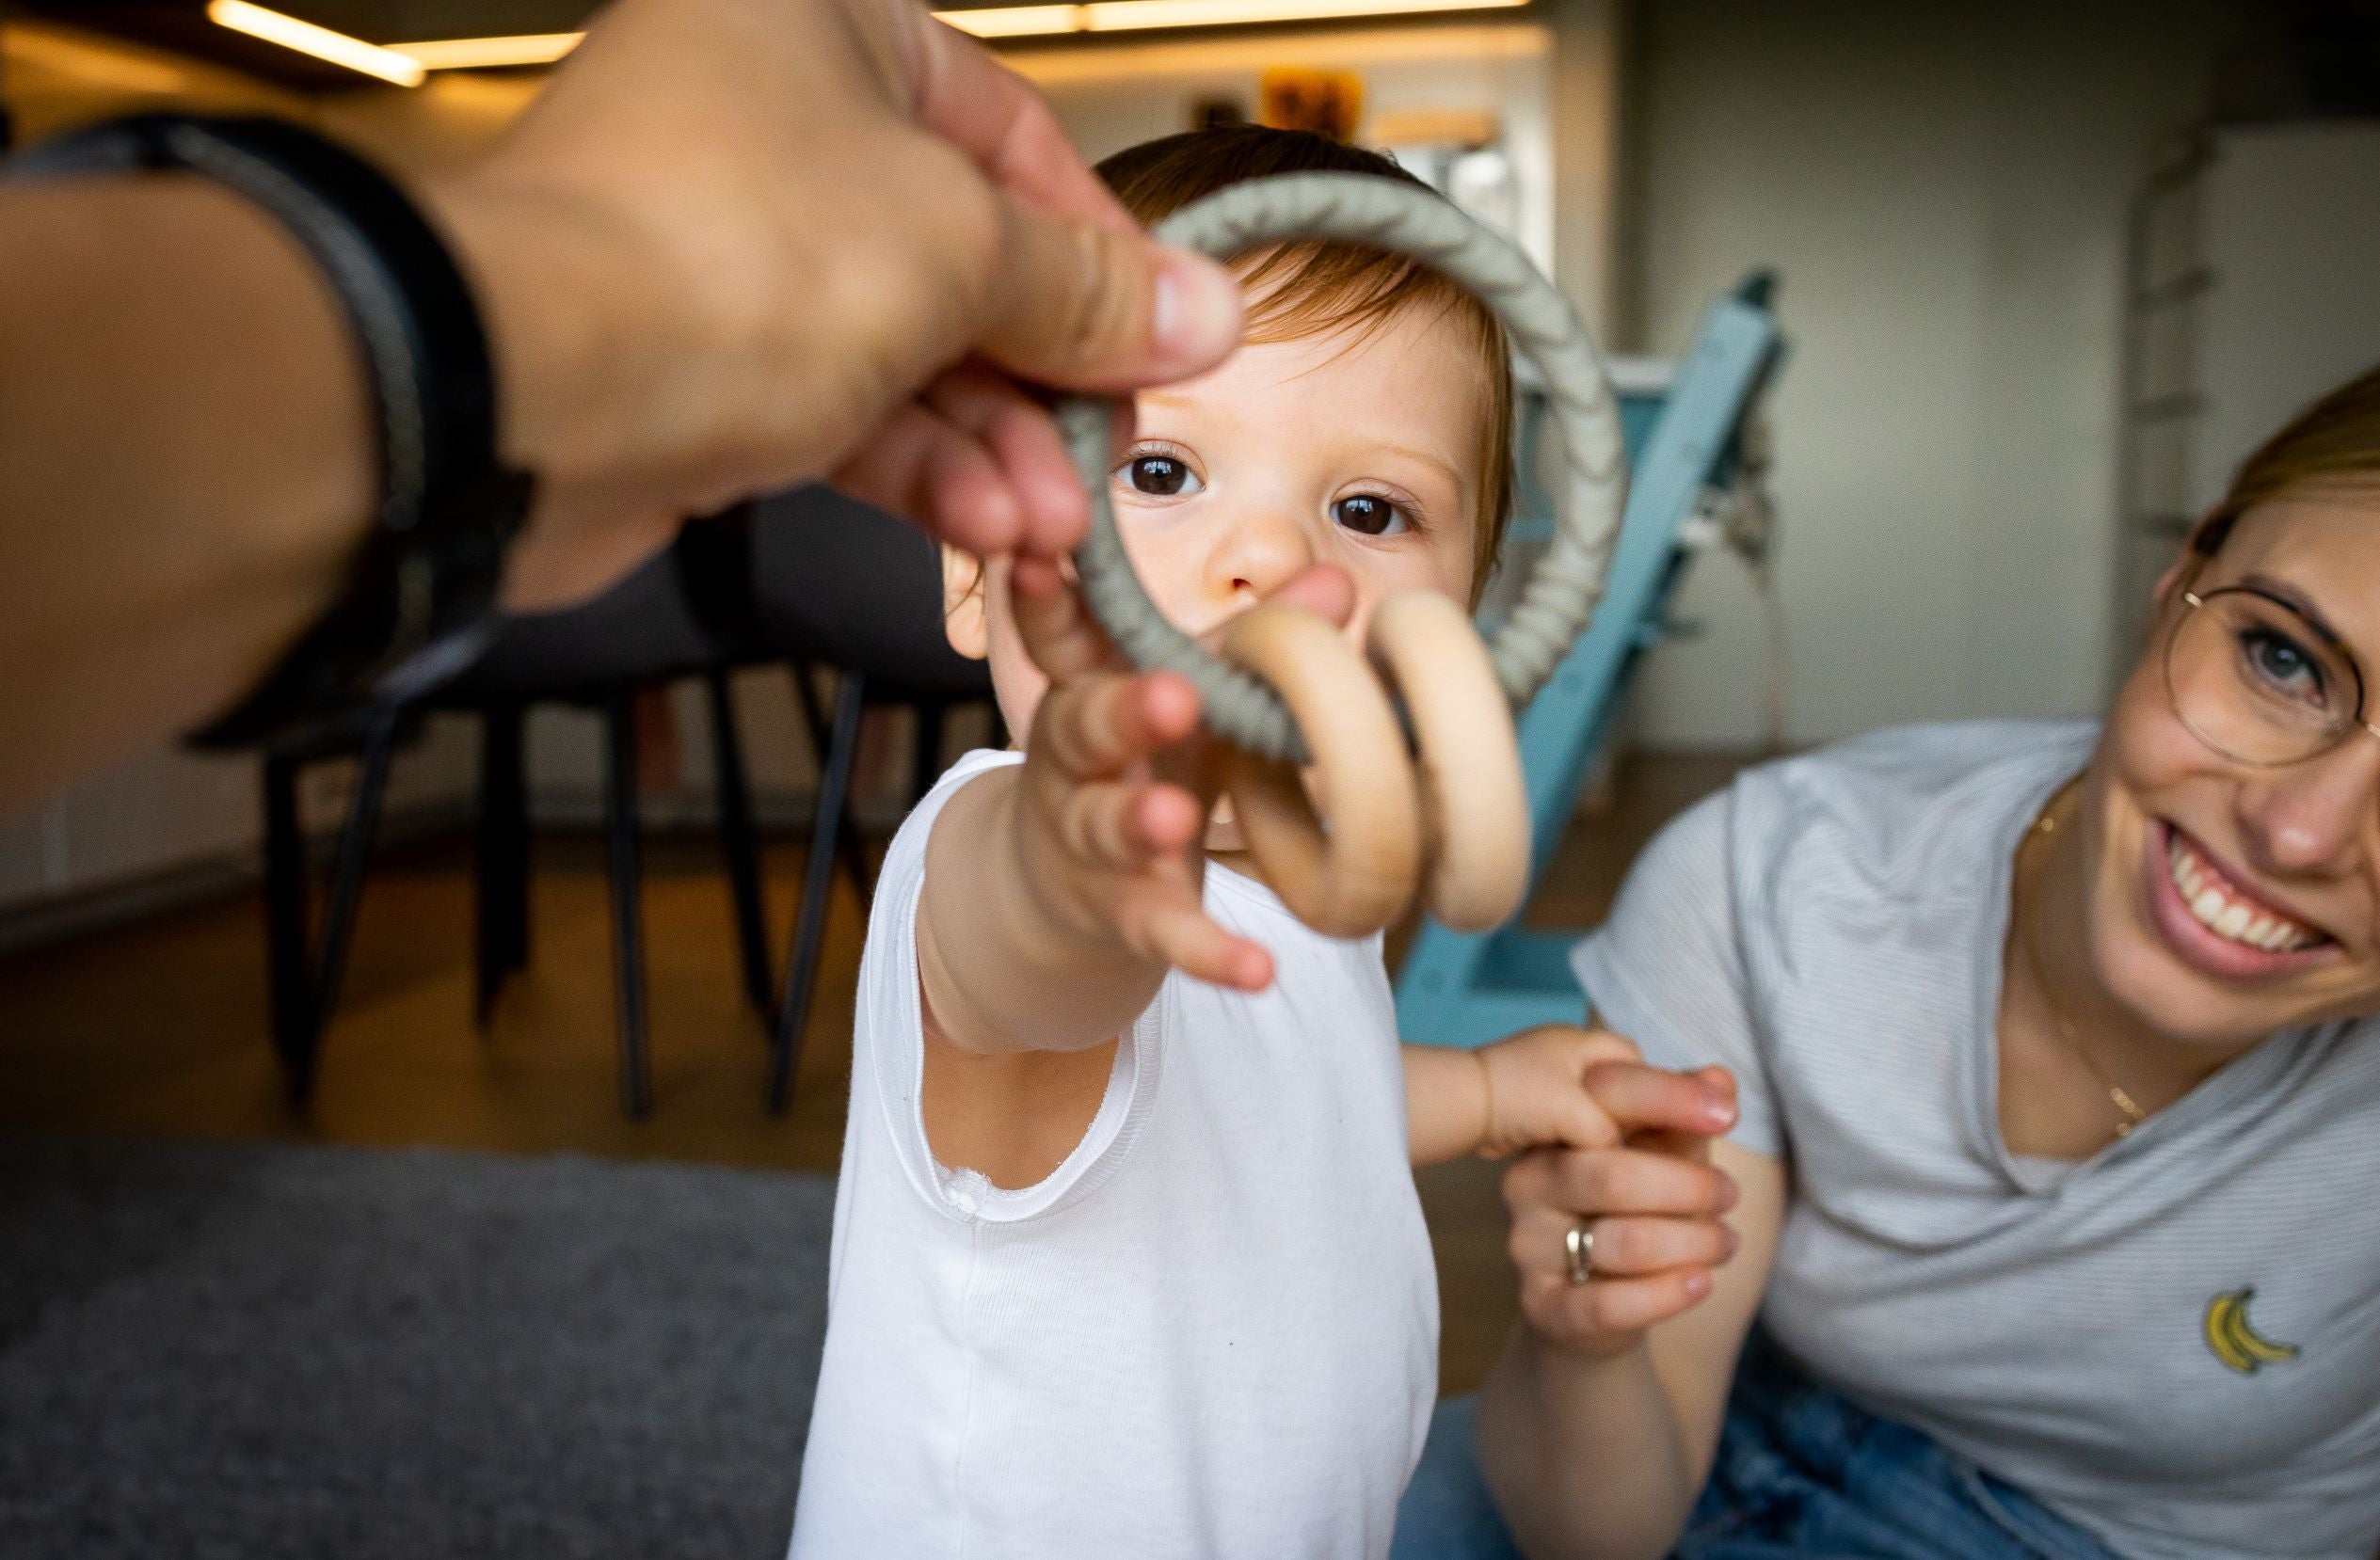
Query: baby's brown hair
1097 126 1517 599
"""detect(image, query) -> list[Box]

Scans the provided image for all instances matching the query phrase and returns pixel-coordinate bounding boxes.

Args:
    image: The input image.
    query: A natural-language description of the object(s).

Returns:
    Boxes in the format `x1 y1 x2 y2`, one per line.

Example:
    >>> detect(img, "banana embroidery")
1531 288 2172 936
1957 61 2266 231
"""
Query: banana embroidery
2203 1288 2299 1376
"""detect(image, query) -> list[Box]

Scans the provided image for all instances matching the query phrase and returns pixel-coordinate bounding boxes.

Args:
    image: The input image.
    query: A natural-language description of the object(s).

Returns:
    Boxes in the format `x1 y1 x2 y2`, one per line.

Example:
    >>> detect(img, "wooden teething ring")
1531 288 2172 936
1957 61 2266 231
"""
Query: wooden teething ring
1057 172 1626 937
1218 605 1422 938
1366 591 1530 931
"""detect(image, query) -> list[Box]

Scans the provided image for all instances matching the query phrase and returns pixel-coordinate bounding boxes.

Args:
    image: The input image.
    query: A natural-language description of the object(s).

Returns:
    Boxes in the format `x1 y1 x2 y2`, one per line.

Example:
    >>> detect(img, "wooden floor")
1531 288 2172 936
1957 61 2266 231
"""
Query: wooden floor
0 753 1742 1397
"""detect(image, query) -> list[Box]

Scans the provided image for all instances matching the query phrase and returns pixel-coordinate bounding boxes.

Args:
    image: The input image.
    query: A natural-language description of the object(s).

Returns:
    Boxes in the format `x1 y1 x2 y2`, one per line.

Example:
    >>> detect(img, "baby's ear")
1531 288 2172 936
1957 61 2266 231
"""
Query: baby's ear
941 546 989 661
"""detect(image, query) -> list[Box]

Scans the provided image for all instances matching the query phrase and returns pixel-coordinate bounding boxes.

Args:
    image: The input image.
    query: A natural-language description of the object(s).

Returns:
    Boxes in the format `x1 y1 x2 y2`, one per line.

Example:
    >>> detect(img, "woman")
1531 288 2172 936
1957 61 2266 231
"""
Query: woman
1397 366 2380 1560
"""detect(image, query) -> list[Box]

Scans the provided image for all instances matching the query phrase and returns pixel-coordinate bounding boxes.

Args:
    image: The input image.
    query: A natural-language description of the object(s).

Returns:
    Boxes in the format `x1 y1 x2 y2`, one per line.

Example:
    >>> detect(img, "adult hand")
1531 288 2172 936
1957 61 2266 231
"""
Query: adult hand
1500 1034 1741 1359
0 0 1239 816
433 0 1246 608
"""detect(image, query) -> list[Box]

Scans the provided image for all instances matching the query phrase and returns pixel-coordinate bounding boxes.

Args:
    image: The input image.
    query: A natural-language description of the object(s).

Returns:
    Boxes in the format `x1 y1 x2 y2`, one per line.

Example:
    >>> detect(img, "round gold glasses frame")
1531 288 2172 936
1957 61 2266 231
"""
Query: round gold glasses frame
2165 585 2380 768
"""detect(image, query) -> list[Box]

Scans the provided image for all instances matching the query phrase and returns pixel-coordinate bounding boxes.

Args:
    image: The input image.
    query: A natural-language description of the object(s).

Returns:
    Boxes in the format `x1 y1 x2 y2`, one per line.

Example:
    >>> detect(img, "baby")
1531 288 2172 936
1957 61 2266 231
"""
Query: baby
789 126 1624 1559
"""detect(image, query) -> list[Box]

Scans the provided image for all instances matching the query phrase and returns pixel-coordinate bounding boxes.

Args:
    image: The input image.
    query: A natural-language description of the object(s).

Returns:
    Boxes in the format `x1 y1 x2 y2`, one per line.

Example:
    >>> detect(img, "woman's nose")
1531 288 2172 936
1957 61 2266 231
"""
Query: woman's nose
2234 733 2380 876
1204 503 1318 604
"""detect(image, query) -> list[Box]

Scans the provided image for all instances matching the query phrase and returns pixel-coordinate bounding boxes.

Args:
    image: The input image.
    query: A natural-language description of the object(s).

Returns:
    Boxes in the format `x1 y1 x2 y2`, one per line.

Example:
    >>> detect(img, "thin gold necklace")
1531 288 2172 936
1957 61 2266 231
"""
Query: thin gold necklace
2021 798 2148 1138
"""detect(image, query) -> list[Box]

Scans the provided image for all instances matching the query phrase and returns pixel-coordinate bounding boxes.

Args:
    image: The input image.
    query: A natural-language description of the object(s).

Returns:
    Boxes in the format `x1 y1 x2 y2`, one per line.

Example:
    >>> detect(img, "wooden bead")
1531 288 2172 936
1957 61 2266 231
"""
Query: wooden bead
1218 603 1421 938
1366 590 1530 932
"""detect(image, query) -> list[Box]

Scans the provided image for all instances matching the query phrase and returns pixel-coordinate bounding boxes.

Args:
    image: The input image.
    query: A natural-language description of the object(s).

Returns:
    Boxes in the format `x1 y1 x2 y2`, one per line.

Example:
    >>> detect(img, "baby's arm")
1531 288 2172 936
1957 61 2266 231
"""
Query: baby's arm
1403 1026 1736 1166
919 558 1271 1057
916 558 1273 1185
1405 1045 1497 1165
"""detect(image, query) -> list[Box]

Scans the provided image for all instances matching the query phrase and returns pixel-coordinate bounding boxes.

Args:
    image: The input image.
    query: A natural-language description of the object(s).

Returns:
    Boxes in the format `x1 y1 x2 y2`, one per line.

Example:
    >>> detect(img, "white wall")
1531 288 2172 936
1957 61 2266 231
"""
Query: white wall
1622 0 2233 748
1005 4 1622 339
2192 123 2380 511
1006 23 1560 274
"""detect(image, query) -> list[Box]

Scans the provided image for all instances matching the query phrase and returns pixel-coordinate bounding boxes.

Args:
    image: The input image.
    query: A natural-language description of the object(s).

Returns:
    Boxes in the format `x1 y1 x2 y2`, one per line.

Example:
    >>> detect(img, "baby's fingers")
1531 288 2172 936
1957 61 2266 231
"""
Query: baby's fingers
1128 898 1273 993
1055 778 1206 870
1031 667 1202 784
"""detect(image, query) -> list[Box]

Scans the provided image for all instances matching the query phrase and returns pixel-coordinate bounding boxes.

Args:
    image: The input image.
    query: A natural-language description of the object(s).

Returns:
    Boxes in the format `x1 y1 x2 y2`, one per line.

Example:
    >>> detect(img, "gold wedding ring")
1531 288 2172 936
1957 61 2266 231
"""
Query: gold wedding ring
1564 1220 1595 1286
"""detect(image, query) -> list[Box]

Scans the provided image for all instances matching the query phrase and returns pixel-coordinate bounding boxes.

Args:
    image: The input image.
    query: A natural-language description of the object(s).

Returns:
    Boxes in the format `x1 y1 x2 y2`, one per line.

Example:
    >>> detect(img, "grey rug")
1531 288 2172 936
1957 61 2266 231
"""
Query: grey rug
0 1136 835 1560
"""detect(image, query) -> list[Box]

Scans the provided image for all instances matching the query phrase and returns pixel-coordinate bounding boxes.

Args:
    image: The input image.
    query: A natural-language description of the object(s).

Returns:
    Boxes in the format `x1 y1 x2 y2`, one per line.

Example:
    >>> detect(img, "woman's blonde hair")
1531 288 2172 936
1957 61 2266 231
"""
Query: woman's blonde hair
1096 126 1518 601
2194 362 2380 560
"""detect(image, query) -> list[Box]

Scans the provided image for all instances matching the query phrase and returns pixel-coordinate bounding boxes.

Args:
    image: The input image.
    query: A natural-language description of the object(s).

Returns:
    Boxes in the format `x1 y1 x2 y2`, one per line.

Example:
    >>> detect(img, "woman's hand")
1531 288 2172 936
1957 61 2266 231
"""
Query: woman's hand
1501 1039 1743 1359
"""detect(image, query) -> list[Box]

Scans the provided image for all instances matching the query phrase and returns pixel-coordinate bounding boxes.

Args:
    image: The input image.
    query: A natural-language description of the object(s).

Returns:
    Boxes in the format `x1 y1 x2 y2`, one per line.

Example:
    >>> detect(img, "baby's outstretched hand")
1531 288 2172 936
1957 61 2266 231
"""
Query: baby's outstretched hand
1002 556 1312 994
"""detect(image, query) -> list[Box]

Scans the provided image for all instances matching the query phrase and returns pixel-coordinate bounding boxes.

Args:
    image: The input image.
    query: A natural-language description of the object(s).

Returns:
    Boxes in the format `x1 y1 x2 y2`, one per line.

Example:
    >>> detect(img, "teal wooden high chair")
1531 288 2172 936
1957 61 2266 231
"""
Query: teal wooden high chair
1395 273 1786 1048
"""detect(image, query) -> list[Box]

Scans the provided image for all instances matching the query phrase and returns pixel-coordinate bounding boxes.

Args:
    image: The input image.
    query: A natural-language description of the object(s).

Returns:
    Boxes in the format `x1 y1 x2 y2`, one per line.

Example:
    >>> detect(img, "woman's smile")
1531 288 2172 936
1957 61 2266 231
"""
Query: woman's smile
2143 819 2340 981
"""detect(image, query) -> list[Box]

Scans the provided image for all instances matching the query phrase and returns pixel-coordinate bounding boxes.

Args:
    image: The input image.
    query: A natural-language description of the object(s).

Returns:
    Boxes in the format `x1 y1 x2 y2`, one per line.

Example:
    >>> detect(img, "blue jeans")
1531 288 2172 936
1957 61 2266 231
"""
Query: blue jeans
1391 1335 2116 1560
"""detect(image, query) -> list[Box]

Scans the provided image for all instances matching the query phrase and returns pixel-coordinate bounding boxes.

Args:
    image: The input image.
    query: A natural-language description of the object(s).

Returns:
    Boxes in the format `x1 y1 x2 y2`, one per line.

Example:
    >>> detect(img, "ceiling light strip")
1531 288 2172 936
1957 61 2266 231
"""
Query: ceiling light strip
1096 0 1524 30
939 0 1525 37
381 0 1528 66
940 5 1085 37
205 0 426 86
389 33 588 70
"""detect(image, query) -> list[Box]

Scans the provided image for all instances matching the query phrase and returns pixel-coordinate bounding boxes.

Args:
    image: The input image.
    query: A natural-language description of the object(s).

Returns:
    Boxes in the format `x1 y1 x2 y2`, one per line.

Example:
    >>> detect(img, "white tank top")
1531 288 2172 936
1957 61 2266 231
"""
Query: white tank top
788 749 1437 1560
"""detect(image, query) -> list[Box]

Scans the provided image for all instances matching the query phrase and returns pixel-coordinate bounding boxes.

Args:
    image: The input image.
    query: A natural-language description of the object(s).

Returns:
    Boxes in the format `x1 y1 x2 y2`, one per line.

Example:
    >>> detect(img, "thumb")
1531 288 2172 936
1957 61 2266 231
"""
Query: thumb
981 200 1243 391
1259 564 1357 629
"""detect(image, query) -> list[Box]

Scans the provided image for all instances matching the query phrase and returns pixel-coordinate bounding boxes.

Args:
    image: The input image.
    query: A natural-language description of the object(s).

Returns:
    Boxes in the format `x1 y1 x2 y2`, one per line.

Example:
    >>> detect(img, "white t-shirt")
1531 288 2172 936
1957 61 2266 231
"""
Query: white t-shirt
1573 721 2380 1560
788 749 1437 1560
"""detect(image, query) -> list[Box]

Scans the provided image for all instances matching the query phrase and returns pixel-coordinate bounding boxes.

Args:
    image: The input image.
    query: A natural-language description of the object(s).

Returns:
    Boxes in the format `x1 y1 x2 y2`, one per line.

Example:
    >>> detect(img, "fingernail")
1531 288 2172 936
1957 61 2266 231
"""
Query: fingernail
1684 1270 1712 1297
1153 251 1240 367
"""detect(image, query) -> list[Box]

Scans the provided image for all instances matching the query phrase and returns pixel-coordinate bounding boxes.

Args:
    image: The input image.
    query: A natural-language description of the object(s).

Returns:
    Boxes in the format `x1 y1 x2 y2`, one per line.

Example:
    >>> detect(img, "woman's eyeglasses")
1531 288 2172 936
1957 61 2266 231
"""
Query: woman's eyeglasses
2166 583 2380 766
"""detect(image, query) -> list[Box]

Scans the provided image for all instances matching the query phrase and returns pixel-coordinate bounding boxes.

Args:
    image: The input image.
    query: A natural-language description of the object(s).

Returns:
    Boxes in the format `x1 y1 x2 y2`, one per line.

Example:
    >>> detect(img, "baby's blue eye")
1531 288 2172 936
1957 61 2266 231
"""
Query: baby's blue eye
1332 494 1409 536
1120 454 1201 498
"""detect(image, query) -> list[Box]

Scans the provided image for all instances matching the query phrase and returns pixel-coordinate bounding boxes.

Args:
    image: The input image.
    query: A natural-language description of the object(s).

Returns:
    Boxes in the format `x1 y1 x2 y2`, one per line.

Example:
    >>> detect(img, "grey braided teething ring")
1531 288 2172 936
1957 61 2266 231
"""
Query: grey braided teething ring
1056 171 1626 764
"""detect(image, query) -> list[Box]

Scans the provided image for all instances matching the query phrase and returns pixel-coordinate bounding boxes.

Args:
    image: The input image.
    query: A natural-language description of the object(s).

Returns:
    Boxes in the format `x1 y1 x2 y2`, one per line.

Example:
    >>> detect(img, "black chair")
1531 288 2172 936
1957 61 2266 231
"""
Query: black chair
259 702 417 1106
746 486 998 1113
261 522 773 1118
439 520 775 1117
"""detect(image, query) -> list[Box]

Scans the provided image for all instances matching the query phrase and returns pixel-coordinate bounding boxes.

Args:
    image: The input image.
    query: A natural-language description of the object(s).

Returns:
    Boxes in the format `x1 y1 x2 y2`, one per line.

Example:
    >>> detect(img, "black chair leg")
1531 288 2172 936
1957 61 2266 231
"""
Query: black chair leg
258 713 397 1106
791 662 874 904
708 671 775 1020
474 700 529 1027
309 710 398 1040
261 753 314 1105
603 690 655 1120
910 700 946 808
770 670 864 1114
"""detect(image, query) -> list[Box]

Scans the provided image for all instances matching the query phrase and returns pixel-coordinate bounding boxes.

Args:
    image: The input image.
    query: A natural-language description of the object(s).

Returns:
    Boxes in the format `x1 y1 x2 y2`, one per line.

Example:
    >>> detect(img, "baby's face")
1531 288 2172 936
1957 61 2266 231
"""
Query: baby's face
950 301 1491 746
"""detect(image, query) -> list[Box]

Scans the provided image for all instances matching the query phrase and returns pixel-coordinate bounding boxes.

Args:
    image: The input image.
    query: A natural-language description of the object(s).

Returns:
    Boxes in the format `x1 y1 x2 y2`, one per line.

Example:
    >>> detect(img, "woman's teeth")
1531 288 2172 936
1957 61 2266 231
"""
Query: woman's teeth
2166 833 2327 952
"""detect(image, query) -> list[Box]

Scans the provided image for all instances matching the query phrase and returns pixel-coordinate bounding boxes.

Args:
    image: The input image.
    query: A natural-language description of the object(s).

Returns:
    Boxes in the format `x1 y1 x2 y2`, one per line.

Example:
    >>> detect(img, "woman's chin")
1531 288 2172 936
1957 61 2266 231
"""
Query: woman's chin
1204 805 1245 854
2100 915 2329 1053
